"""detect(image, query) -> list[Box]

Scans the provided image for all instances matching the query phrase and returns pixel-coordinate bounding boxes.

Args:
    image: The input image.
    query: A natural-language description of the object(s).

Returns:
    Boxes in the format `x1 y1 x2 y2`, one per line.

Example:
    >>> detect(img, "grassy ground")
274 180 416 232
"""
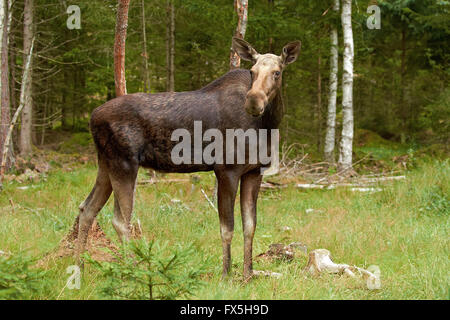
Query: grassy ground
0 157 448 299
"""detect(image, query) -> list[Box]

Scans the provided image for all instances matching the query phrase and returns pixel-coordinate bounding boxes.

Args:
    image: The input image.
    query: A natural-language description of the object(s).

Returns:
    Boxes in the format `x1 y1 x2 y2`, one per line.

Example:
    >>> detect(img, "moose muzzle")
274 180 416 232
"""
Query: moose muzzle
245 90 268 117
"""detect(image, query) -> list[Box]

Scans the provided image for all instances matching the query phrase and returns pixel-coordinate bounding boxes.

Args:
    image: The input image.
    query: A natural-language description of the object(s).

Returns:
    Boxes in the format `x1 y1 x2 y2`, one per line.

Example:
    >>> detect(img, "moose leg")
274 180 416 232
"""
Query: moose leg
109 162 138 242
240 170 262 280
216 171 240 278
76 161 112 262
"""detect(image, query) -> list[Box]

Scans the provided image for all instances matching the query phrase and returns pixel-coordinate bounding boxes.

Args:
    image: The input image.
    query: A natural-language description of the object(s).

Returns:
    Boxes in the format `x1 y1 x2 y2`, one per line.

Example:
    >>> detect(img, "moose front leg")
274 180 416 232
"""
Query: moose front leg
240 170 262 281
216 170 240 279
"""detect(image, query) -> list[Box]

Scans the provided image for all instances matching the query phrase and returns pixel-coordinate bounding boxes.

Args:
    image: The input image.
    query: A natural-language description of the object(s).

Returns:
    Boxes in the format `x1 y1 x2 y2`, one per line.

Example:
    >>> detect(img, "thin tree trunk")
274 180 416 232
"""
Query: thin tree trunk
114 0 130 97
19 0 33 156
0 0 10 167
141 0 150 93
169 0 175 92
400 29 406 143
316 51 322 153
230 0 248 69
1 38 34 179
165 1 170 91
165 0 175 92
324 0 339 164
338 0 354 171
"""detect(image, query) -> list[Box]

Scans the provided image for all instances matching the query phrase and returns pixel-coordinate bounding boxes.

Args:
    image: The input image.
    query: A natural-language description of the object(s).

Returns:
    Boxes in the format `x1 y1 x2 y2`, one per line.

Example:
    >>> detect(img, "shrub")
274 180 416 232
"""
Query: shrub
0 252 48 300
85 239 207 300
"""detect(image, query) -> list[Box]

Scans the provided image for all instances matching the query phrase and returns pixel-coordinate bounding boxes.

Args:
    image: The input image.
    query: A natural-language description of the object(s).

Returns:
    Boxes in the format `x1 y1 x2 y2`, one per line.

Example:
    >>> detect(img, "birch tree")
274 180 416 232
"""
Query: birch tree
230 0 248 69
18 0 33 156
114 0 130 97
338 0 354 171
324 0 339 164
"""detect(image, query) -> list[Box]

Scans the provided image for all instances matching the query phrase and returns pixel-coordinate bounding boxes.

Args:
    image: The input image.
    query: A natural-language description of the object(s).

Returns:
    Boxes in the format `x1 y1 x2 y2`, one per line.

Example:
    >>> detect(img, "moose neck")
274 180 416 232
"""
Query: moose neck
262 87 284 129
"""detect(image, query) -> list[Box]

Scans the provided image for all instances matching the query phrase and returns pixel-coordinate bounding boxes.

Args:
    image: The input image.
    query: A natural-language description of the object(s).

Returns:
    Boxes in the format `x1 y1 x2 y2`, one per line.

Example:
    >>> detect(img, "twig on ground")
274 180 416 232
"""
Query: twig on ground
201 188 217 213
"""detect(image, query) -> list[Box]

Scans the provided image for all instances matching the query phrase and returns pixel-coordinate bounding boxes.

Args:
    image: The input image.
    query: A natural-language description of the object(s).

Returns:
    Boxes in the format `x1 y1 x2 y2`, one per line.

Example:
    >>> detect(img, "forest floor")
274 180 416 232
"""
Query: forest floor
0 131 448 300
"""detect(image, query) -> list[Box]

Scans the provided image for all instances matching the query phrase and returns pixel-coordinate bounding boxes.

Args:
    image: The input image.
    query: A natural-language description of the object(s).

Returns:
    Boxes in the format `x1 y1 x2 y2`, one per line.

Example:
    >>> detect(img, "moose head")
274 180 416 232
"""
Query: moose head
232 37 301 117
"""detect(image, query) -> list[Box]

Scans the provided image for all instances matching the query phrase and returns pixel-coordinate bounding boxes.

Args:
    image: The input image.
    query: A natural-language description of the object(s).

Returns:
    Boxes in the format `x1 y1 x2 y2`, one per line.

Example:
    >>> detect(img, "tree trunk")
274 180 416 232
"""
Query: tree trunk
0 0 10 168
338 0 354 171
316 51 322 153
141 0 150 93
169 0 175 92
230 0 248 69
324 0 339 164
114 0 130 97
400 29 406 143
1 38 34 179
19 0 33 156
166 0 175 92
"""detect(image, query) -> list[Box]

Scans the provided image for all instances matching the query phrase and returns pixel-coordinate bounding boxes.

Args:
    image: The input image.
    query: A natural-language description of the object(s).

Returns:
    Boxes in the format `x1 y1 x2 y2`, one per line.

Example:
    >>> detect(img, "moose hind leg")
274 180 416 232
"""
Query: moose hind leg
240 170 262 281
109 161 138 242
76 162 112 262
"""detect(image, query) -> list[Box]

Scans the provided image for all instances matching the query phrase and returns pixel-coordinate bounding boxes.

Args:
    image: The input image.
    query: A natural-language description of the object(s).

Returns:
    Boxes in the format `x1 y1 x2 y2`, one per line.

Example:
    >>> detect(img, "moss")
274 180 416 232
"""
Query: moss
58 132 93 153
354 128 409 161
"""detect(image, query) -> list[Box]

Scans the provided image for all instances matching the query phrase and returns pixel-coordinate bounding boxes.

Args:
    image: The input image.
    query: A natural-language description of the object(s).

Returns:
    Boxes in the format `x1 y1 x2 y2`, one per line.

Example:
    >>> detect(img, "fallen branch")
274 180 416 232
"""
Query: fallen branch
137 178 189 185
201 188 217 213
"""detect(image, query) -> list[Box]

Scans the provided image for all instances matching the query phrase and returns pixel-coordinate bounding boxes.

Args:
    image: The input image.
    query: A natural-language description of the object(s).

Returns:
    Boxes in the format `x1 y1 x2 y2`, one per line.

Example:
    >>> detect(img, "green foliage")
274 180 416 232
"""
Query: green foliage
419 185 450 216
418 88 450 144
9 0 448 152
58 132 93 153
85 239 207 300
0 253 49 300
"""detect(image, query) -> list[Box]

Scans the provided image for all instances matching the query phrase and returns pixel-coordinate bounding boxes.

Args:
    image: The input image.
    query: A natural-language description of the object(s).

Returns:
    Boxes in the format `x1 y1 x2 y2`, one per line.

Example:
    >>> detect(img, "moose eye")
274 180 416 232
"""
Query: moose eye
274 71 281 78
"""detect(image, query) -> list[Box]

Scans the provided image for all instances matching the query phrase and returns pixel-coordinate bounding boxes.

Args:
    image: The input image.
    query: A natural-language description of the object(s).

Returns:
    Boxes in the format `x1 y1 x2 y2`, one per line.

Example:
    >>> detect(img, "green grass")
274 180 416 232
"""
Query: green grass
0 160 448 300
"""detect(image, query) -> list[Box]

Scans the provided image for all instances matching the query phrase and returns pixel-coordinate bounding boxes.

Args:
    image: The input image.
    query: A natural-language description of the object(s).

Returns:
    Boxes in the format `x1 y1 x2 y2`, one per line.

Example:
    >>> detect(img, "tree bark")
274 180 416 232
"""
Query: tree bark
316 50 322 153
169 0 175 92
230 0 248 69
19 0 33 156
114 0 130 97
1 38 34 179
400 29 406 143
166 0 175 92
0 0 10 168
141 0 150 93
338 0 354 171
324 0 339 164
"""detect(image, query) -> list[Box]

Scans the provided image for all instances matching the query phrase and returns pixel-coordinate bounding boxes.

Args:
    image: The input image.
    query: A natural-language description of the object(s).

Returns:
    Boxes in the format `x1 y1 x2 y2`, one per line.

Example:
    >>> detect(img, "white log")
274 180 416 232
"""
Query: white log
306 249 381 289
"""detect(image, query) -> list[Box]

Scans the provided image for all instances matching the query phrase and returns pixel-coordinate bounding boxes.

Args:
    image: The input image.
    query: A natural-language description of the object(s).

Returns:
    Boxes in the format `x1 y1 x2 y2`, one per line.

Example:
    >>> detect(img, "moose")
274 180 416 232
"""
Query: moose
76 37 301 280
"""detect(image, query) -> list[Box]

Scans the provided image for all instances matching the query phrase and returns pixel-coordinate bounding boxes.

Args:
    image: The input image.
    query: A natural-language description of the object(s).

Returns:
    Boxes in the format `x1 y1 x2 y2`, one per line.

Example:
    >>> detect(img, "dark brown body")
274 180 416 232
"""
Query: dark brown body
90 69 281 173
76 38 300 280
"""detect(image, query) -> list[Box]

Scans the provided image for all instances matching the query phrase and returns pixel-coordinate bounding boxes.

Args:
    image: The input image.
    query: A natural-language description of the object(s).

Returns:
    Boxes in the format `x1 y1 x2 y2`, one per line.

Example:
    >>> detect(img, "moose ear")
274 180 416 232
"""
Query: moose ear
281 41 301 65
232 37 260 63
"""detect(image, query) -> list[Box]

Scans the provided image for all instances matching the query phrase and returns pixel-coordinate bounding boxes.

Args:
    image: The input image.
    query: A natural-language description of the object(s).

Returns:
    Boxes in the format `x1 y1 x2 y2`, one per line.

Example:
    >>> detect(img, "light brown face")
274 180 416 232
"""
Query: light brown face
246 54 283 116
232 37 301 117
